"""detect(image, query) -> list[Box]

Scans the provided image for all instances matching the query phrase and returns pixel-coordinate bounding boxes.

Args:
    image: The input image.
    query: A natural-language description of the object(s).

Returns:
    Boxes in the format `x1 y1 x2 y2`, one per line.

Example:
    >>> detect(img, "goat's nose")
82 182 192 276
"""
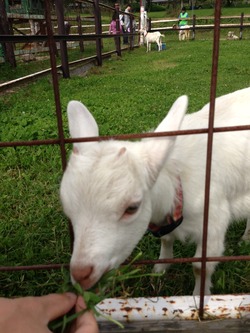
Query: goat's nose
71 265 94 289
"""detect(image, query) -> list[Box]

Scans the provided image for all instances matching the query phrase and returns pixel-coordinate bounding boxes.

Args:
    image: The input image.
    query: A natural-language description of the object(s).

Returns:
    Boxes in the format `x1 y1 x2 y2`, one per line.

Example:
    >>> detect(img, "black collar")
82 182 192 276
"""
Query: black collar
148 177 183 238
148 215 183 238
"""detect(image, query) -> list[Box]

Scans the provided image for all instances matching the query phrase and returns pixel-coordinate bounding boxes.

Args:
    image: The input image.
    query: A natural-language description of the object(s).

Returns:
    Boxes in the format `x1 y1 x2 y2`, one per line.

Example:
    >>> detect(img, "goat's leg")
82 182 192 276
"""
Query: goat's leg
242 218 250 241
192 261 217 296
157 41 160 51
192 232 226 295
159 40 162 51
179 31 182 41
153 235 174 273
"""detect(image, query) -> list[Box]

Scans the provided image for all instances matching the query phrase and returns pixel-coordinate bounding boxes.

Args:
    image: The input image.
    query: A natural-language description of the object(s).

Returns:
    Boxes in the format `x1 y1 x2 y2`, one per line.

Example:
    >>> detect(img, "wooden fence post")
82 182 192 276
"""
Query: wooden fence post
115 6 122 56
0 0 16 67
55 0 70 78
77 15 84 52
93 0 102 66
192 14 196 40
239 12 244 40
148 17 151 31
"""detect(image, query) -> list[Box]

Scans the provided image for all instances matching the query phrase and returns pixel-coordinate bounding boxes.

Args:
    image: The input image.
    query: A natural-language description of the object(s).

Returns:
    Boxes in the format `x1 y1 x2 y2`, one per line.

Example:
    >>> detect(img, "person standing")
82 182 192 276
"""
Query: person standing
178 7 189 28
109 12 122 53
127 14 137 47
109 12 122 35
123 3 132 44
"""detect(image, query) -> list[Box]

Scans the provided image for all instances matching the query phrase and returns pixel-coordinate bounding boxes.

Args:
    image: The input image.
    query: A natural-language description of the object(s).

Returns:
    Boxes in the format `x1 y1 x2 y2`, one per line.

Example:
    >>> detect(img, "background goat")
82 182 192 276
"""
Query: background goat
143 30 164 52
227 31 239 40
60 87 250 295
173 24 190 41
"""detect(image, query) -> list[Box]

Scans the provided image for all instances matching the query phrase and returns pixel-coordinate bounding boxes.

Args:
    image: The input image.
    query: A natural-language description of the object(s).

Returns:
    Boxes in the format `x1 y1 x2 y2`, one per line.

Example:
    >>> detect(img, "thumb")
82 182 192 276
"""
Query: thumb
73 296 99 333
39 293 77 323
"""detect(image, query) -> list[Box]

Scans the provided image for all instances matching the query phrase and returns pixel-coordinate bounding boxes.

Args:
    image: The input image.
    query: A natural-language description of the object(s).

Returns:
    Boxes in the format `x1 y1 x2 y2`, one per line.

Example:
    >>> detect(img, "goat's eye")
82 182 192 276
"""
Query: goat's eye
124 203 140 215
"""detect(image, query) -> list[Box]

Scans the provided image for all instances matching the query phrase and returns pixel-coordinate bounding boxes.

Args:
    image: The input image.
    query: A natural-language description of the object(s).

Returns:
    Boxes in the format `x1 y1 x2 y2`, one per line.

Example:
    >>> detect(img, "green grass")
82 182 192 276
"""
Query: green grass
149 5 250 18
0 32 250 299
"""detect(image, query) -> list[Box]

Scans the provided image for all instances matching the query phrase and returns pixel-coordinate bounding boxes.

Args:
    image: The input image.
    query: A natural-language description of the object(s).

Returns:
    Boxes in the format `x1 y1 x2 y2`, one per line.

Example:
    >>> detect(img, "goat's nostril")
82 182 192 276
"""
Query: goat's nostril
71 265 94 285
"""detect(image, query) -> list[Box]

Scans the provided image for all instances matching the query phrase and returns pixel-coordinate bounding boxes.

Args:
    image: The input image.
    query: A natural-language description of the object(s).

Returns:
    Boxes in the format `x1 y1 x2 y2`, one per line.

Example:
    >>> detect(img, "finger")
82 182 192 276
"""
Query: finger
75 295 87 313
38 293 77 323
74 296 99 333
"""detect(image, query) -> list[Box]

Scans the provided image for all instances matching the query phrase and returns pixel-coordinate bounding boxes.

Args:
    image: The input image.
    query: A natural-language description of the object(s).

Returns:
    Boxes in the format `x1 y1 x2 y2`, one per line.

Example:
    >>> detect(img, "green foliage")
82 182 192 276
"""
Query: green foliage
0 33 250 301
51 253 163 332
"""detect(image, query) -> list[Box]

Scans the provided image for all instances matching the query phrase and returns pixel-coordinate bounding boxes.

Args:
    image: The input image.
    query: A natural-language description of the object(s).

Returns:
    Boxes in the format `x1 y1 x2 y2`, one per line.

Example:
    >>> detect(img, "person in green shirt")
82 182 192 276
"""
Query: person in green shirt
178 7 189 27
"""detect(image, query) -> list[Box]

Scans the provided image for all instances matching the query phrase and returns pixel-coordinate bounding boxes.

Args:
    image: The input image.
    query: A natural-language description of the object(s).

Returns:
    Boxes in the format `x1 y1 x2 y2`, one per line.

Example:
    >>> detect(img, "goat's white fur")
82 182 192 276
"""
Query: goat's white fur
173 24 190 41
179 25 190 41
227 31 239 40
143 30 164 52
60 88 250 294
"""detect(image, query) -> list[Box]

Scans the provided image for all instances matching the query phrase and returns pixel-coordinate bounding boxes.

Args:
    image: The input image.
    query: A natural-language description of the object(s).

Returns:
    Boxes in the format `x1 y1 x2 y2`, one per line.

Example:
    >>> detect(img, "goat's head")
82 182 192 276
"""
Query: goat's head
60 97 188 289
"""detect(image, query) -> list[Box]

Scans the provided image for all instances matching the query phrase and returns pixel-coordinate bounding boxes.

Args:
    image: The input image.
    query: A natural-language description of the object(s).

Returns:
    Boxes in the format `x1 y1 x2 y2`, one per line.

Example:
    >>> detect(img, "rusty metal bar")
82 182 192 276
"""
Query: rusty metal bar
1 0 249 319
44 0 74 248
1 124 250 148
0 254 249 272
44 0 67 172
199 0 222 318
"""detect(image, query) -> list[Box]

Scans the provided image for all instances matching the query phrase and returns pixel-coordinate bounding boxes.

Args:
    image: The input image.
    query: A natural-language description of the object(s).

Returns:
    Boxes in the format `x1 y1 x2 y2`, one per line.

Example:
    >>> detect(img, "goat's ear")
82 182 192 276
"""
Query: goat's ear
67 101 99 153
142 95 188 184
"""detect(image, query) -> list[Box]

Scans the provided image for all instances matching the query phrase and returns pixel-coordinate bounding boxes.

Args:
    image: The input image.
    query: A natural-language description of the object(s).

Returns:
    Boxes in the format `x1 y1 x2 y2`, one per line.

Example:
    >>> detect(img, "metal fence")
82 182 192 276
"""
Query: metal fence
0 0 250 329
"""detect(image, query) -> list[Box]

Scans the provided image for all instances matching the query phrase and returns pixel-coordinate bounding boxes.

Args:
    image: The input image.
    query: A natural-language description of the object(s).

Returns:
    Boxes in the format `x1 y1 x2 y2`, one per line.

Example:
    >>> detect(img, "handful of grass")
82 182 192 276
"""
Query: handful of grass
52 252 162 332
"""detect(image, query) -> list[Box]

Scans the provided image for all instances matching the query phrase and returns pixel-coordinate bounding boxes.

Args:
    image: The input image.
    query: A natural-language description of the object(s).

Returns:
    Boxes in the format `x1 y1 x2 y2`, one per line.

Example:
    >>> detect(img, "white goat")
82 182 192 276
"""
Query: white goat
227 31 239 40
173 24 190 41
60 87 250 295
143 30 164 52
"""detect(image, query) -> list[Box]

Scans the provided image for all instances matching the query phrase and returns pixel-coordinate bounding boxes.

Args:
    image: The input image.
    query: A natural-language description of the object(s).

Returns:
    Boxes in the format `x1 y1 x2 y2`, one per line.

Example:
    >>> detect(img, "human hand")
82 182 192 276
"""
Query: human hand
0 292 98 333
69 295 99 333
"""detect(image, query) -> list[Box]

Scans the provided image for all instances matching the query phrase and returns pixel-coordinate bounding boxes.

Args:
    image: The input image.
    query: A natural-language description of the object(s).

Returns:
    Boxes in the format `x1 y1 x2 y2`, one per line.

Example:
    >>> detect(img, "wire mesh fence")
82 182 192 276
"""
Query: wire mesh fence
0 0 250 326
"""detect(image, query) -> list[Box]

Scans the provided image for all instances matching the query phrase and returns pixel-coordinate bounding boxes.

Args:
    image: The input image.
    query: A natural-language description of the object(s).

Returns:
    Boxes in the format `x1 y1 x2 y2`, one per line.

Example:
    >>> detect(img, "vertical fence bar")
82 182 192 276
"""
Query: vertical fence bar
93 0 102 66
199 0 222 318
55 0 70 78
44 0 75 249
0 0 16 67
240 12 244 40
44 0 67 171
192 14 196 40
77 15 84 52
115 6 122 56
148 17 151 31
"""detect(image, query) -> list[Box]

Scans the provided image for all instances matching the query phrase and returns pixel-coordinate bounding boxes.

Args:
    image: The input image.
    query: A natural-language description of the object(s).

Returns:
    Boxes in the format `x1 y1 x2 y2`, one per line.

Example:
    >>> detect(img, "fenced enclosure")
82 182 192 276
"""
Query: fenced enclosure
0 0 250 332
1 1 250 66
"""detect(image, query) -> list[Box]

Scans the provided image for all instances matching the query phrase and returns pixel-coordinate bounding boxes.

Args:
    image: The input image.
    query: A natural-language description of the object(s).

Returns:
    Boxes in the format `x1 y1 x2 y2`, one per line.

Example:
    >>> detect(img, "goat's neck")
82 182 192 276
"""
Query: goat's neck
150 166 179 226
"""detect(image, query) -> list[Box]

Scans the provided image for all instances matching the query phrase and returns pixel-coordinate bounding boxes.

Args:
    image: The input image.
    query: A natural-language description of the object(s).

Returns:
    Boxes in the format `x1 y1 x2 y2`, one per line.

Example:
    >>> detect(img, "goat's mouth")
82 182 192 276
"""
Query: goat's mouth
70 264 110 290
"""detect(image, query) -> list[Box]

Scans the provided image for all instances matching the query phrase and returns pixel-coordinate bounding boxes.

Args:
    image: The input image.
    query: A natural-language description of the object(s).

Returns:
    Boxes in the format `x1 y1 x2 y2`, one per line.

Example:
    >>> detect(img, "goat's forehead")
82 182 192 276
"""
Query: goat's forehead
67 143 143 194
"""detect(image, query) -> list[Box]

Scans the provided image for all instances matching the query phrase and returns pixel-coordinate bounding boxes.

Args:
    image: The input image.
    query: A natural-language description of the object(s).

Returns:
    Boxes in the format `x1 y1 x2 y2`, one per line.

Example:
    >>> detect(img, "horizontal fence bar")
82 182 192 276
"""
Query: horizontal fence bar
0 32 138 43
0 52 116 92
1 22 250 43
1 254 249 272
1 124 250 148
